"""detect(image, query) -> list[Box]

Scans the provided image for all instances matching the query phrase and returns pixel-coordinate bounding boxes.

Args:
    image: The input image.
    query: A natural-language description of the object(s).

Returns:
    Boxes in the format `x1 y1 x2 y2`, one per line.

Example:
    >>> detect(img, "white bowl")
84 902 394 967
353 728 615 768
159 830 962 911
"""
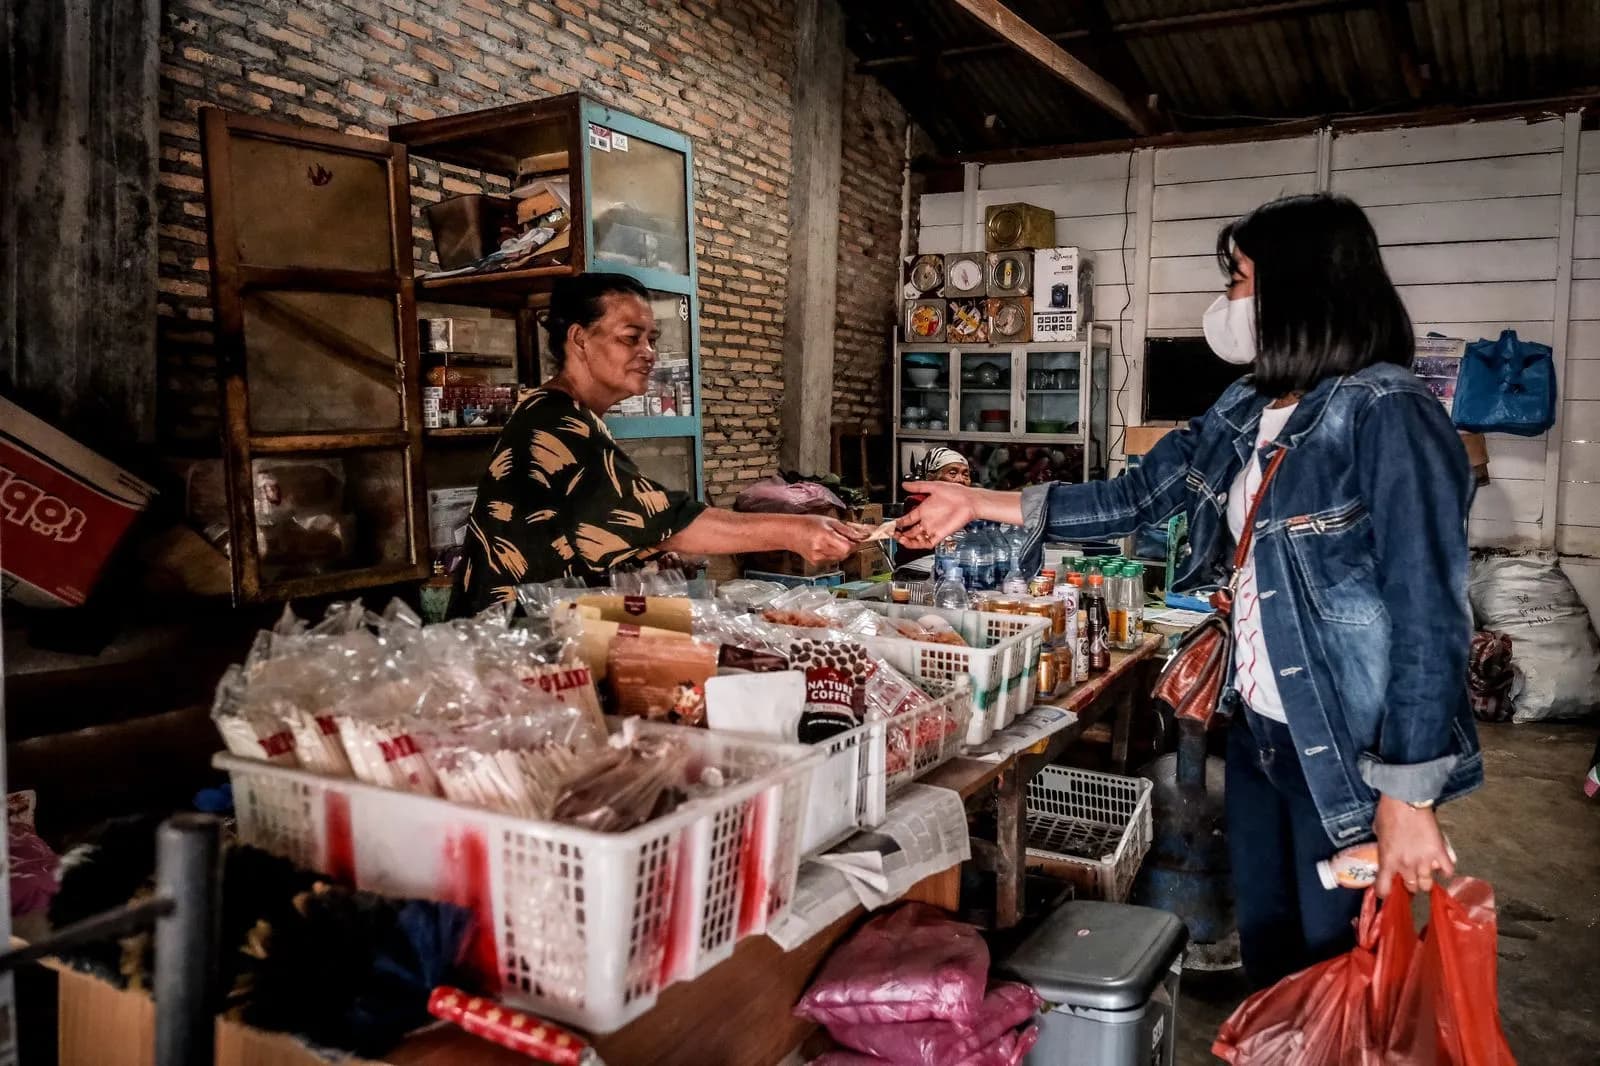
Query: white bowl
907 367 940 388
903 405 927 420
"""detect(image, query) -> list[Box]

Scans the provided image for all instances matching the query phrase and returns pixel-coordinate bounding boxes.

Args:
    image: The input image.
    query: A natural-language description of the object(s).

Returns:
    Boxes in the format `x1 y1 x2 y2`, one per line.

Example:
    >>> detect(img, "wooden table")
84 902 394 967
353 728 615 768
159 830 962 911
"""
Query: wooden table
53 637 1165 1066
921 634 1163 929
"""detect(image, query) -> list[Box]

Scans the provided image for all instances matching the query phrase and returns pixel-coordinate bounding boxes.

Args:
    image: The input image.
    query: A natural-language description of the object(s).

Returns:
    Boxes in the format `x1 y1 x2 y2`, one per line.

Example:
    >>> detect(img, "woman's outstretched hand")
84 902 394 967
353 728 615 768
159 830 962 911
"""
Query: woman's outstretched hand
894 480 979 550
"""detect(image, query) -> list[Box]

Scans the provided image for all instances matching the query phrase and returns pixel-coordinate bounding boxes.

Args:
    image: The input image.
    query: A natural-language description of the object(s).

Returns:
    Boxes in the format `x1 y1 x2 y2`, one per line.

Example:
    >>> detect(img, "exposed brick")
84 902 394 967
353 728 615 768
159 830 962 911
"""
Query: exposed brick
153 0 914 501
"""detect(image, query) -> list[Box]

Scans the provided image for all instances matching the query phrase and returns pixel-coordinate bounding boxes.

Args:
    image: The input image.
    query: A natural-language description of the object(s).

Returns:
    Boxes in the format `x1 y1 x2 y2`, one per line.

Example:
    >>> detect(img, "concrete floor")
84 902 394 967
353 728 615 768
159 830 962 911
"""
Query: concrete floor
1174 721 1600 1065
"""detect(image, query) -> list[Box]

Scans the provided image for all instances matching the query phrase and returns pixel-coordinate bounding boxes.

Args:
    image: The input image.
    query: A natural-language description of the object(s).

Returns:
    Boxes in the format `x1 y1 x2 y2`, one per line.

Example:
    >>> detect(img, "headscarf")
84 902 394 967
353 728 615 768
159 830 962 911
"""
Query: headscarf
919 446 968 478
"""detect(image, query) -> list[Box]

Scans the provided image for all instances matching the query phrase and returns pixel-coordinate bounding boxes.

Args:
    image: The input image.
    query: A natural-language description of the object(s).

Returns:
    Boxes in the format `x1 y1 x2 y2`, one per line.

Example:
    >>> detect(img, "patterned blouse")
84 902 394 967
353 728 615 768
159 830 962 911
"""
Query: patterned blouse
450 387 706 615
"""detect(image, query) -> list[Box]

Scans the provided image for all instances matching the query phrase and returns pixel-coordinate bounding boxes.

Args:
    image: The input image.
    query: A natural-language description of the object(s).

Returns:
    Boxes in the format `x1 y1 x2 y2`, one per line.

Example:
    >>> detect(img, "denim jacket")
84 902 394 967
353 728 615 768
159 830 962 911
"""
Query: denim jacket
1022 363 1483 845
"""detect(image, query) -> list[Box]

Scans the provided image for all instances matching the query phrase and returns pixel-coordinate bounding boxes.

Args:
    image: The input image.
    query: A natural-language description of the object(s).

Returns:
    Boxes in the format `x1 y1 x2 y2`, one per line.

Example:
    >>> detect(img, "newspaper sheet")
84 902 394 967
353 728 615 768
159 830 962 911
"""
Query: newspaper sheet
767 784 970 950
965 703 1079 763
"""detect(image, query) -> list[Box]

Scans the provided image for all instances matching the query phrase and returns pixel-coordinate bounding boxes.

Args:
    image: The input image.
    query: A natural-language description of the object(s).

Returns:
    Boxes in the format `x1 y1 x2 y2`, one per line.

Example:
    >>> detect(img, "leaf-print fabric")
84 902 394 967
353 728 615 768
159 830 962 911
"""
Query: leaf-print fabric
450 387 706 616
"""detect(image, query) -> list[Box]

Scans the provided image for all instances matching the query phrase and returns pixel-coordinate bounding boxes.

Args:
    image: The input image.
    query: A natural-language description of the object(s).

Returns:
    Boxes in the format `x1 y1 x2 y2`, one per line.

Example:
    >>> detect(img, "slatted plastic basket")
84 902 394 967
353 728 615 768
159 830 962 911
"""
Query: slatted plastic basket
798 677 972 855
216 722 819 1034
859 603 1050 745
1024 765 1153 902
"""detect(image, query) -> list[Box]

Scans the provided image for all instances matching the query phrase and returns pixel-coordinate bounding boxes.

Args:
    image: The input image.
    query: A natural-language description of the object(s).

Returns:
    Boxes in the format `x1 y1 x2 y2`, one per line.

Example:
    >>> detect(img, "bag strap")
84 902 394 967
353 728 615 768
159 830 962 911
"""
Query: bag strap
1229 446 1289 578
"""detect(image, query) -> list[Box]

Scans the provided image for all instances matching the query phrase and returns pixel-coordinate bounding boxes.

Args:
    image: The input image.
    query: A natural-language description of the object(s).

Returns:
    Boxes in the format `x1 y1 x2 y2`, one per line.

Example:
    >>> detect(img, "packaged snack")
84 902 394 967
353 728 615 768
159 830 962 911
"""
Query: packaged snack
789 638 872 742
607 635 719 725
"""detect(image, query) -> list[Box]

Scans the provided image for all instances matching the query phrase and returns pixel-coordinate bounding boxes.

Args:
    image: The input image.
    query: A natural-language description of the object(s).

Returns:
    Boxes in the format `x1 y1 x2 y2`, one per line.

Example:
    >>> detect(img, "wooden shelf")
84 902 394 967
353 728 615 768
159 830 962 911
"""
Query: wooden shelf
416 263 573 307
425 426 503 440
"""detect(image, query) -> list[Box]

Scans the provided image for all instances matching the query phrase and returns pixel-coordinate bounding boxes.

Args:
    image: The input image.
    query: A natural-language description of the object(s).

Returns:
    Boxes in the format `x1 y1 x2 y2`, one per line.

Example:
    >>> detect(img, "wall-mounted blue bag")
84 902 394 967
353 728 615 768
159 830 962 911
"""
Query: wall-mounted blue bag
1450 329 1557 437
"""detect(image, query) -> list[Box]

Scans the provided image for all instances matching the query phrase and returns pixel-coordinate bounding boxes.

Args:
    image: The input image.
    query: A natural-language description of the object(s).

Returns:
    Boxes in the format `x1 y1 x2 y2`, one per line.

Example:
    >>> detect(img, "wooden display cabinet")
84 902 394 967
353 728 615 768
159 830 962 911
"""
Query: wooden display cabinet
199 94 704 604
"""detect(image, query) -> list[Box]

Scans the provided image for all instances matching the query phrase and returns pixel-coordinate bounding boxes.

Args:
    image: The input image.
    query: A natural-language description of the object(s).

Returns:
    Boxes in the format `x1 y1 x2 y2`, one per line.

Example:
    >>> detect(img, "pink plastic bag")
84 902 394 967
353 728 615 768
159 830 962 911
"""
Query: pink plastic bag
813 1024 1039 1066
733 475 847 517
795 904 991 1026
828 982 1042 1066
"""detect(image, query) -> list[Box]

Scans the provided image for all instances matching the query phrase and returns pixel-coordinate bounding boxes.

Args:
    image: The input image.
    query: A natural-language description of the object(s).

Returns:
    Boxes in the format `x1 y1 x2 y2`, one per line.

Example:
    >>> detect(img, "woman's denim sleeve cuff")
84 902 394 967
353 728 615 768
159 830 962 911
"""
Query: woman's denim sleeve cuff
1358 752 1460 805
1021 484 1050 534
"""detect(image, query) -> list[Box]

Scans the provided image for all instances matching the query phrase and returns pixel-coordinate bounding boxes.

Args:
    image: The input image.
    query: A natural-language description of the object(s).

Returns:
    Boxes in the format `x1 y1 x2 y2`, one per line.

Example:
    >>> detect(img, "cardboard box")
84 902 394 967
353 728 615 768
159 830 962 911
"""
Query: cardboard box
1124 423 1181 457
1032 247 1094 342
0 397 156 607
420 316 518 357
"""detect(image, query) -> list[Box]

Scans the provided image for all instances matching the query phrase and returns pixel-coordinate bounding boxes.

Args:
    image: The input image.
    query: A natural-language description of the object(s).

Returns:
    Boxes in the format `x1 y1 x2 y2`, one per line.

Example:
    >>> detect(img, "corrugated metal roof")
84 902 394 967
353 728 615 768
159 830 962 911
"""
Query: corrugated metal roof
842 0 1600 153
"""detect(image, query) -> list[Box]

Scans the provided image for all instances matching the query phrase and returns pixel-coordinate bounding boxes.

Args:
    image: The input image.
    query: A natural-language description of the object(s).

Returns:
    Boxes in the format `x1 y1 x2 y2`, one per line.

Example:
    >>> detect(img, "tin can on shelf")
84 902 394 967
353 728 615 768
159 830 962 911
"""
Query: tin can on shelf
1036 645 1059 698
1029 569 1057 597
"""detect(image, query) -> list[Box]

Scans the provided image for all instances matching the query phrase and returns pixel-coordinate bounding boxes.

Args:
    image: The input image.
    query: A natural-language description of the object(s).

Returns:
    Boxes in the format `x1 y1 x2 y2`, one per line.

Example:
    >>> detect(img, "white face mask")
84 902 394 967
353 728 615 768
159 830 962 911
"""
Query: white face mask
1202 293 1258 365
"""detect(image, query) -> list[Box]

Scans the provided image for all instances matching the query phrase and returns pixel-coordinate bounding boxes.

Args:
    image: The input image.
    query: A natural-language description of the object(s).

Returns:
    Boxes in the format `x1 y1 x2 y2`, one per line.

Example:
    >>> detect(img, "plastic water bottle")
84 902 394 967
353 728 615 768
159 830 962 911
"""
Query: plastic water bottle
1008 530 1032 579
935 566 971 609
1001 562 1028 596
934 533 961 583
991 523 1012 580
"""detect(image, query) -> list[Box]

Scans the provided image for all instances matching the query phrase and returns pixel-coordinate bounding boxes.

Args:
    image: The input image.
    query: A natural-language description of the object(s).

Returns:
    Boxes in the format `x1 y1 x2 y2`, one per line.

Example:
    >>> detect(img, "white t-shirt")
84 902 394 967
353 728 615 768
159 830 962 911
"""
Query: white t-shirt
1228 402 1297 723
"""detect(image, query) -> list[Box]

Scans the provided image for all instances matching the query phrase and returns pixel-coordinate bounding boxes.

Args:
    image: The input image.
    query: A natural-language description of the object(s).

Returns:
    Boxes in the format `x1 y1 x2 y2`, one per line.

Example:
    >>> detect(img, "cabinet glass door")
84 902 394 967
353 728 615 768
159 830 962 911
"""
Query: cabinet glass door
899 351 950 432
588 124 690 276
959 351 1011 434
1022 350 1083 436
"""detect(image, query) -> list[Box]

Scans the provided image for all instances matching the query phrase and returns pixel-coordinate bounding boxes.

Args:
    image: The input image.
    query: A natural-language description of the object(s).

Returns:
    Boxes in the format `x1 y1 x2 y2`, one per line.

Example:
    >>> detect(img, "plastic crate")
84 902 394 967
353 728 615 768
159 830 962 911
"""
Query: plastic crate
216 722 819 1034
799 678 973 856
1023 766 1153 903
859 603 1050 745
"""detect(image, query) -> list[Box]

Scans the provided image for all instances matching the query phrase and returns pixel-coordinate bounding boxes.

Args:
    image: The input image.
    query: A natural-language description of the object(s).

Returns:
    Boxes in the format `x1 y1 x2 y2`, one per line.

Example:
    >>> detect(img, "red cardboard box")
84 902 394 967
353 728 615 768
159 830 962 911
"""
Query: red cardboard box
0 397 156 607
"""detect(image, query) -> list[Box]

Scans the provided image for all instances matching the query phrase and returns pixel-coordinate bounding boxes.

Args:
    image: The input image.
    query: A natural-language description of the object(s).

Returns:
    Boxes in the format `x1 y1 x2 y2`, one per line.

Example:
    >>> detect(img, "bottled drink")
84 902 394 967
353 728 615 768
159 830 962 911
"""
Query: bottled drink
1085 572 1111 672
990 524 1012 579
934 533 961 583
1001 563 1028 595
1107 561 1131 650
1123 562 1144 643
1009 530 1031 578
935 566 971 609
966 523 996 590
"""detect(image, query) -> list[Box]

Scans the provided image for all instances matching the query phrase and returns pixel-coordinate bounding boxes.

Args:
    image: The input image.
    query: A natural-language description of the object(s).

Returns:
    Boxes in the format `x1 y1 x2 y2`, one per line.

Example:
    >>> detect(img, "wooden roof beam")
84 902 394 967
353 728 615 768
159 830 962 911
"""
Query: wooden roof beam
949 0 1153 134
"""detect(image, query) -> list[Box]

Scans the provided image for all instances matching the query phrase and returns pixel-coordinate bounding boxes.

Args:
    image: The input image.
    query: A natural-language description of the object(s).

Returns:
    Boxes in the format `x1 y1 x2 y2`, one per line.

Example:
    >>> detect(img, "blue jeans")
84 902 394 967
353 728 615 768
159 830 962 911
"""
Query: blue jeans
1226 707 1365 988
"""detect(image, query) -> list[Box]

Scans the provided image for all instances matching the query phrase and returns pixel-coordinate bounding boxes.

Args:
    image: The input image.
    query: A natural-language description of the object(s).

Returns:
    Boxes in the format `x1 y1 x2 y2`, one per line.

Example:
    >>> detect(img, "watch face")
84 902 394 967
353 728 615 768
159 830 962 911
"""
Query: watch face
949 259 983 292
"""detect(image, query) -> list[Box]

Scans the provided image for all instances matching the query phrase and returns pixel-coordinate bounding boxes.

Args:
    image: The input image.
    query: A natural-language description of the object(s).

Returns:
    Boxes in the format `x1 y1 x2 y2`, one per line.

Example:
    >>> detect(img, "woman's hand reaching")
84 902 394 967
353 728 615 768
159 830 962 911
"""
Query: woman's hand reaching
1373 794 1456 897
788 514 870 563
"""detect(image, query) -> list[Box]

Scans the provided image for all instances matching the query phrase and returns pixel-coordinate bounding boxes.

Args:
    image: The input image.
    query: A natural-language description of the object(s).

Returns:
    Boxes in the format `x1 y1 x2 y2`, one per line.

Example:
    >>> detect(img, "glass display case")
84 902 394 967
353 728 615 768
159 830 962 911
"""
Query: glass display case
892 326 1113 493
203 94 705 603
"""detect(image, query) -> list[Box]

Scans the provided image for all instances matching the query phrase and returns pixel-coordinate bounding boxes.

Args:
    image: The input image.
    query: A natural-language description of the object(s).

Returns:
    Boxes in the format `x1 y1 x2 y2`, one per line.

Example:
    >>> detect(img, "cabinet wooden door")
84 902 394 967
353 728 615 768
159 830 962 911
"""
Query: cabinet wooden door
200 108 428 602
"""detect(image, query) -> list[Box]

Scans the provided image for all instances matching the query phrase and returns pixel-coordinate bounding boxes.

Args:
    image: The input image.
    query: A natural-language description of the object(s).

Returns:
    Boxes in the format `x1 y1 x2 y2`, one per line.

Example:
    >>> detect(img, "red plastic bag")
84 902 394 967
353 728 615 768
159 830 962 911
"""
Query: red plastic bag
794 904 990 1027
1214 878 1515 1066
826 982 1042 1066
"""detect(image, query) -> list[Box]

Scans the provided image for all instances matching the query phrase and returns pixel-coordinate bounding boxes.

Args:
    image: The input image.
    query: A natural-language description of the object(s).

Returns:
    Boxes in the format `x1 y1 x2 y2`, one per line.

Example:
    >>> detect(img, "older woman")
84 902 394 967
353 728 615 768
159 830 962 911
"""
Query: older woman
452 273 863 614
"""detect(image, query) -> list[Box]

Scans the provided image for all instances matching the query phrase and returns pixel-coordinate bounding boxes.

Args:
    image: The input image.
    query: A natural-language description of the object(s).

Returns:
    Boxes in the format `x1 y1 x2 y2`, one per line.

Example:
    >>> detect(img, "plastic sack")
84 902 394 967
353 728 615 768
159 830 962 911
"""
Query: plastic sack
1214 879 1514 1066
794 904 990 1027
8 792 59 918
734 474 847 517
813 1024 1037 1066
827 982 1042 1066
1451 329 1557 436
1469 552 1600 721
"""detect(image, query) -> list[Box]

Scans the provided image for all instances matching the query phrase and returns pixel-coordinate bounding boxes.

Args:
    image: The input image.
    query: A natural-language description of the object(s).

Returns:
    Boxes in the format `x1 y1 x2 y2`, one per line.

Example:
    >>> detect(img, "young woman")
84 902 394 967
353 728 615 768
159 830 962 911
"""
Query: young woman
452 273 864 615
897 194 1480 987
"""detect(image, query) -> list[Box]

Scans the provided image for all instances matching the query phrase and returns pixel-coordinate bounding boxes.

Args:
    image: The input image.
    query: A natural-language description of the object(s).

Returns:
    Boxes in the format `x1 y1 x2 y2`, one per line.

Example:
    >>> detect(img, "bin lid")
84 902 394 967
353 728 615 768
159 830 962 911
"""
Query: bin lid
998 900 1188 1011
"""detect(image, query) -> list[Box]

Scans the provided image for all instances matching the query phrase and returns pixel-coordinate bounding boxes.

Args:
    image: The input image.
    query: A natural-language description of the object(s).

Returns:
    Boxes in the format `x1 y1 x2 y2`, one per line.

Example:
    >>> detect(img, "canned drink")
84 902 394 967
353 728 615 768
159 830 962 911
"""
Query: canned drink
990 597 1022 615
1049 597 1067 641
1029 569 1057 597
1036 645 1058 698
1054 644 1074 694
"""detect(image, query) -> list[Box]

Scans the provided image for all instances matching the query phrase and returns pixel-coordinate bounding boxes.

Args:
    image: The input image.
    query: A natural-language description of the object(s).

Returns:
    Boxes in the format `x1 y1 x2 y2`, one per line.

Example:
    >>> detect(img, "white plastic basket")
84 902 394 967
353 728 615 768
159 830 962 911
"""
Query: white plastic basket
1023 765 1153 902
216 722 819 1034
799 678 973 856
859 603 1050 745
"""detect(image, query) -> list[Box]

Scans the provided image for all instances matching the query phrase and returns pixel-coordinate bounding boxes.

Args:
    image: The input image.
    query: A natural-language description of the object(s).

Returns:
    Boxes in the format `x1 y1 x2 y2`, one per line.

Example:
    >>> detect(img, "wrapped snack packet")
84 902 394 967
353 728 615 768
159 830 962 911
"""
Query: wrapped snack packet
553 721 697 832
607 634 719 725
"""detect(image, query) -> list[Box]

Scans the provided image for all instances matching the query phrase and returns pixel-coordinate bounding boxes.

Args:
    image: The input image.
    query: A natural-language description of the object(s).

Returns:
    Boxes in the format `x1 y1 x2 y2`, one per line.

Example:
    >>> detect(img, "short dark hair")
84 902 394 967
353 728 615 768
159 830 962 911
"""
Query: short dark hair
1218 194 1414 395
544 272 650 366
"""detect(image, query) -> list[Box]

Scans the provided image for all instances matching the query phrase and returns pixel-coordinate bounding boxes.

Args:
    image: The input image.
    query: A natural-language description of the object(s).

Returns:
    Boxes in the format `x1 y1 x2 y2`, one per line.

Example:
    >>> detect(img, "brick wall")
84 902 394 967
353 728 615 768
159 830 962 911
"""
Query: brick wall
155 0 916 503
832 68 917 438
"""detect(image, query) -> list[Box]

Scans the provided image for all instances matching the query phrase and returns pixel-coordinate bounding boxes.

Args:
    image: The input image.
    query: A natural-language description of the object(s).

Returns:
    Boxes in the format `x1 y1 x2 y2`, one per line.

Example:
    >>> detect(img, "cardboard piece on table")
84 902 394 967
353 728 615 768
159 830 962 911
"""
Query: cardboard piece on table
1124 423 1180 457
705 671 805 740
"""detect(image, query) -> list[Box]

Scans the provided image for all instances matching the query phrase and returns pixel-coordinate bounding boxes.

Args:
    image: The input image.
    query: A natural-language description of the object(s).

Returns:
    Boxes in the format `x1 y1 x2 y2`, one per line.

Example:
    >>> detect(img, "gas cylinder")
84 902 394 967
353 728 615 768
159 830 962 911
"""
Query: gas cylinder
1131 713 1239 969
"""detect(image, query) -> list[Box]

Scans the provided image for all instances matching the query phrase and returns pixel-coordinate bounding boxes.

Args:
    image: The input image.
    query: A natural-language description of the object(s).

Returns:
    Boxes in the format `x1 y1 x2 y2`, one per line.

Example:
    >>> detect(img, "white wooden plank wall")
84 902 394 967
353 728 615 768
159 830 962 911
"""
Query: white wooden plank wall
914 114 1598 555
1560 128 1600 555
1329 117 1566 548
1147 137 1320 337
